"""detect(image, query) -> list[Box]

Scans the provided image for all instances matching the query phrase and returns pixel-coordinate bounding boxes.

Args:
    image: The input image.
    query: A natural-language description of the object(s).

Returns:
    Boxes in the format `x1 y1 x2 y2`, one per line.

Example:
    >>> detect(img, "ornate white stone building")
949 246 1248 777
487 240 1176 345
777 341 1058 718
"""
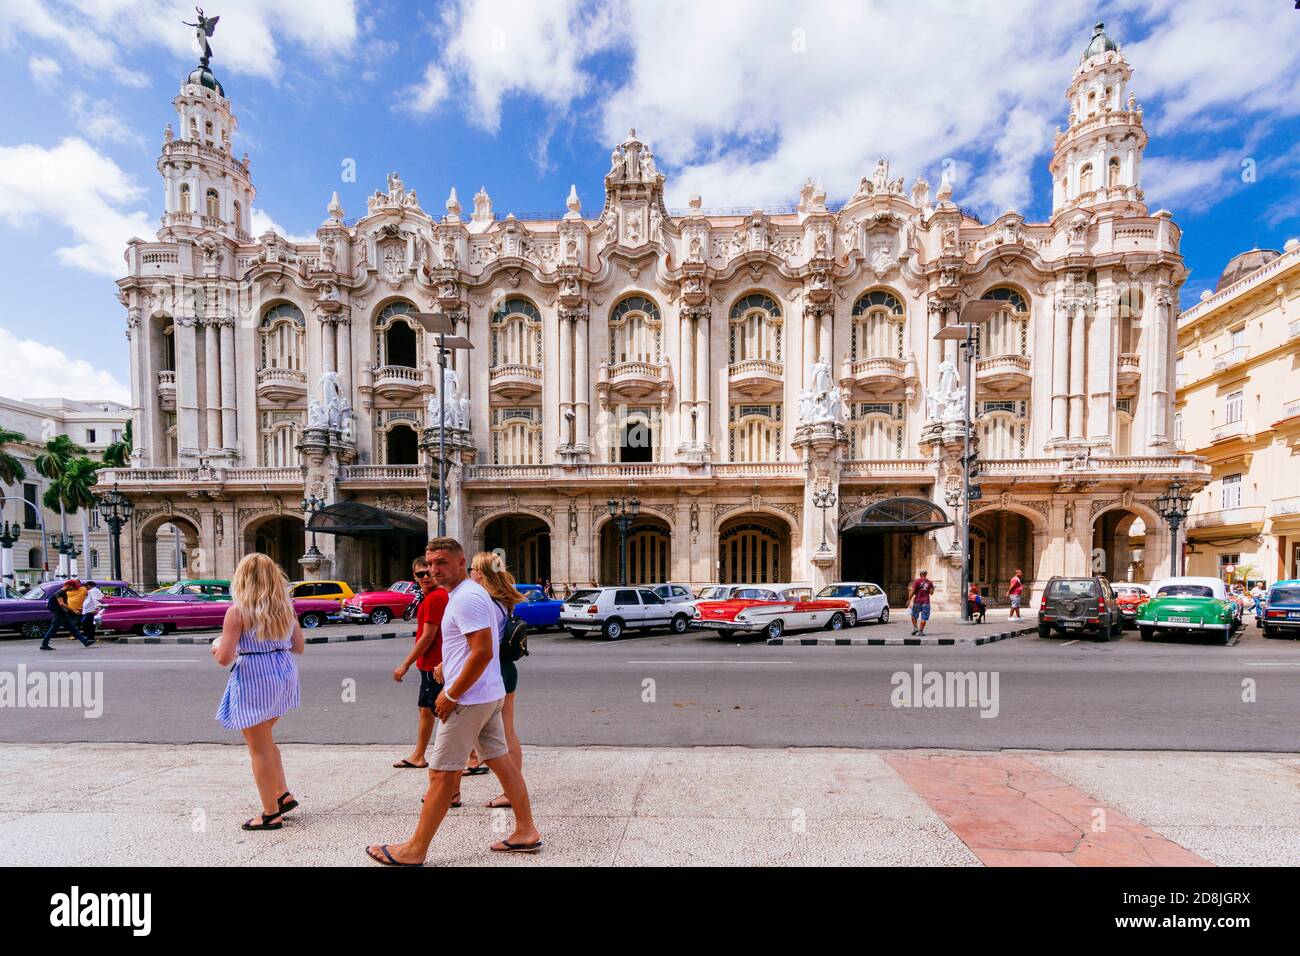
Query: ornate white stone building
105 21 1209 607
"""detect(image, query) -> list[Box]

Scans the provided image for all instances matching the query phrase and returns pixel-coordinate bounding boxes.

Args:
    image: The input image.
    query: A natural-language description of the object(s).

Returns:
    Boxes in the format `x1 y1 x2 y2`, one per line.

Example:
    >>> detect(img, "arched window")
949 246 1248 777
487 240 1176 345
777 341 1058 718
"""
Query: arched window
161 319 176 371
977 400 1029 459
232 199 242 230
259 303 305 370
608 296 661 365
1108 156 1121 188
614 406 659 463
490 298 542 368
980 288 1030 357
848 402 904 459
850 290 905 360
178 183 191 215
205 188 220 219
376 301 419 367
1115 401 1133 455
491 407 542 464
1079 163 1094 195
1116 287 1143 354
728 404 783 462
1087 90 1097 115
260 411 300 467
728 293 782 364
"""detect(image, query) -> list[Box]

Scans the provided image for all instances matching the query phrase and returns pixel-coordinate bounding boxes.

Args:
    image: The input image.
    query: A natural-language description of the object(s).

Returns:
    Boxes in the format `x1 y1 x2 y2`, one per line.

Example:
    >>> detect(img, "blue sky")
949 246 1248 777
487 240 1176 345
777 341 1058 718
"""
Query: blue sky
0 0 1297 402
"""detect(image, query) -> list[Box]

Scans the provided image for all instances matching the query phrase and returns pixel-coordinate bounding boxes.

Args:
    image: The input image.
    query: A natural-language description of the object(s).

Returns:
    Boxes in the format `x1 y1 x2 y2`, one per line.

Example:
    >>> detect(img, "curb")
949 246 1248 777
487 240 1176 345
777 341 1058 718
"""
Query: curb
767 626 1036 647
117 629 415 646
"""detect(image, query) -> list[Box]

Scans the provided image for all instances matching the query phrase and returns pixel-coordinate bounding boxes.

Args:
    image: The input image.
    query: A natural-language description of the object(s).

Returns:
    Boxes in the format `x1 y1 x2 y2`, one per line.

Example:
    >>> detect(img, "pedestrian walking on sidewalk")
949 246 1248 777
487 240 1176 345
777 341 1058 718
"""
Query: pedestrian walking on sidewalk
907 570 934 636
79 580 104 641
63 578 88 640
213 553 304 832
470 550 525 811
366 536 541 866
1008 570 1024 619
391 557 450 783
40 580 94 650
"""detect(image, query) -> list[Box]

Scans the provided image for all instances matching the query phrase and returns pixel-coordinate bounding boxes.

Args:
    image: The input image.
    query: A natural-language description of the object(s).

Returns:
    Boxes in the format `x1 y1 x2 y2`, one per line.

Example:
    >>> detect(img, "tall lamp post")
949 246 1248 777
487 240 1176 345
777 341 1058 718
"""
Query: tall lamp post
1155 480 1193 577
54 534 81 577
813 483 837 554
934 299 998 622
301 494 326 565
96 484 134 583
0 520 21 585
607 495 641 586
409 312 474 537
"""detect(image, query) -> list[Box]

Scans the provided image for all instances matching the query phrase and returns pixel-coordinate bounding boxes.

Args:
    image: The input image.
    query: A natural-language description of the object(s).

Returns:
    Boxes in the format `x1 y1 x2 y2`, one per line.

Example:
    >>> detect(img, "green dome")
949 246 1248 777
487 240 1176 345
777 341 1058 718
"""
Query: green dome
1081 21 1118 61
185 64 225 97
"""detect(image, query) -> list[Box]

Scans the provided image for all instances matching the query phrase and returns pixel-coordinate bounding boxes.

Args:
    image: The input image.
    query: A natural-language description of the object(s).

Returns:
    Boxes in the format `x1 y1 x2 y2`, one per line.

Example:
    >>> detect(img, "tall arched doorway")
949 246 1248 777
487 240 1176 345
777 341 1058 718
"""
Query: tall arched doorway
136 515 202 591
245 514 305 581
718 514 791 584
969 509 1035 603
600 515 671 585
840 497 951 605
483 514 551 585
1092 509 1147 584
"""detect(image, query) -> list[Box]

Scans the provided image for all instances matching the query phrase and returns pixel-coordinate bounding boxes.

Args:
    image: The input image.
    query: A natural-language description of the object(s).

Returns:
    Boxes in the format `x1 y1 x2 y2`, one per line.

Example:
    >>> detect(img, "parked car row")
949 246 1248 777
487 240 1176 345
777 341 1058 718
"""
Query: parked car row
1037 575 1249 644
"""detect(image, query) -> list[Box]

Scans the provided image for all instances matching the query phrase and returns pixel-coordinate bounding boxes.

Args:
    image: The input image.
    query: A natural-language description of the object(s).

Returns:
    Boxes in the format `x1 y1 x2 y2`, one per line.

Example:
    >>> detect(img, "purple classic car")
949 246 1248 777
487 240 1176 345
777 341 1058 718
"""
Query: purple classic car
0 580 139 640
96 594 343 637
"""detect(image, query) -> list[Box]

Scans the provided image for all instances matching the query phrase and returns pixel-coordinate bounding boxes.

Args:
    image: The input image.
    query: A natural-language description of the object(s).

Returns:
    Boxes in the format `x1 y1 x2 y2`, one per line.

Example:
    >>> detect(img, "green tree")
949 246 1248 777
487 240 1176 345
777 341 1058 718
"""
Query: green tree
0 427 27 487
102 420 133 468
35 435 87 574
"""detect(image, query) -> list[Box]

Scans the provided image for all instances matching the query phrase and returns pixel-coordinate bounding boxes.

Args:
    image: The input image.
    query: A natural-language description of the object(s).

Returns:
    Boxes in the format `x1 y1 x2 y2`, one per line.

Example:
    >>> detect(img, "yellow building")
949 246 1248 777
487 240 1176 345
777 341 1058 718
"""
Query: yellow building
1175 240 1300 585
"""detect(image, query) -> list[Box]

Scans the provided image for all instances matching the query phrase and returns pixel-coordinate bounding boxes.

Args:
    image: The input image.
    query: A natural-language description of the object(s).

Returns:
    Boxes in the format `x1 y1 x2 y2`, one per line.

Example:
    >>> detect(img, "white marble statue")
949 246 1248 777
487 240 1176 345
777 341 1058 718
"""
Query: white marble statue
307 398 328 429
797 359 845 425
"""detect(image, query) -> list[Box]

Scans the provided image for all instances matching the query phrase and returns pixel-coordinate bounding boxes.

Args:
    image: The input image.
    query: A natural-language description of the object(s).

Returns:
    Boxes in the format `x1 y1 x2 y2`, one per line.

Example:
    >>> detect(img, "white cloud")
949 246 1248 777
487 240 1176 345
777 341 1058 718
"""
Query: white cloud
1141 150 1248 213
0 138 152 277
250 207 316 244
65 88 145 146
0 328 130 404
27 53 61 88
399 62 449 115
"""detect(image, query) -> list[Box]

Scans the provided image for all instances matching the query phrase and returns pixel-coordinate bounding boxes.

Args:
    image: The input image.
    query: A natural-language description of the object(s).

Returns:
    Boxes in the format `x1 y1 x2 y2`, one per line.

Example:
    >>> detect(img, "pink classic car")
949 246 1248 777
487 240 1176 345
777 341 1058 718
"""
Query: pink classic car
95 595 343 637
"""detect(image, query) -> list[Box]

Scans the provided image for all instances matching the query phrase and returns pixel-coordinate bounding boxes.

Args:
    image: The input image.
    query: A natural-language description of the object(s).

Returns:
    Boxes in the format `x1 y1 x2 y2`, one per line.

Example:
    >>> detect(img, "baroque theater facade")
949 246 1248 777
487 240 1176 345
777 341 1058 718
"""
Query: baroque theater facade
105 22 1208 607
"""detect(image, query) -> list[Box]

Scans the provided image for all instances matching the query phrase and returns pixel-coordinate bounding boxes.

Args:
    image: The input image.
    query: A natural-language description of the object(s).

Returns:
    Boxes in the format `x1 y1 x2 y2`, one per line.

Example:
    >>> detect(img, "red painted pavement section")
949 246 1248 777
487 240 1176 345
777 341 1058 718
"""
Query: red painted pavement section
884 754 1213 867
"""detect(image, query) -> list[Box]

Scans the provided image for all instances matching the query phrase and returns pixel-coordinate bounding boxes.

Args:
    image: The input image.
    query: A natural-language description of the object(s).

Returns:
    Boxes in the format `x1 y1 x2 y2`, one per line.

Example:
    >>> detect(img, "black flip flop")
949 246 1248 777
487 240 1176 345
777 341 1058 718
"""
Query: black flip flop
421 794 461 808
490 839 543 853
366 844 422 867
394 759 429 769
462 765 490 776
277 792 299 815
242 812 283 831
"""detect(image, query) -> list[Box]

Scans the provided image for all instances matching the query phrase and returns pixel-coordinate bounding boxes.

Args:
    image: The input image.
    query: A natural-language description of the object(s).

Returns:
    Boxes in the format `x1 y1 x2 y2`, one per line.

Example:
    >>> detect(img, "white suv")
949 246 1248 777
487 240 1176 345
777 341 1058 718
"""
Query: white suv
560 586 694 640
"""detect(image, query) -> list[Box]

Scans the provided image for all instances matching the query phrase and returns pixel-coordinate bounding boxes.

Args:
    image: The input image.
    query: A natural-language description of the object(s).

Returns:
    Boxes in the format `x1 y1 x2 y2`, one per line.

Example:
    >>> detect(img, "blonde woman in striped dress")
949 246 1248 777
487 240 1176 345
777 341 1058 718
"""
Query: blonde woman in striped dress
213 553 305 831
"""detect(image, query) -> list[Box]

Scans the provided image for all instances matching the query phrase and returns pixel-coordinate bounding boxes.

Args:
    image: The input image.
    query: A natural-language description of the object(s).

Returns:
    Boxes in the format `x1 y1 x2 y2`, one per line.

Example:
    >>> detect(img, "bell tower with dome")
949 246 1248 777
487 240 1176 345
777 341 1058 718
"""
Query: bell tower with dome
157 14 254 244
1049 21 1148 216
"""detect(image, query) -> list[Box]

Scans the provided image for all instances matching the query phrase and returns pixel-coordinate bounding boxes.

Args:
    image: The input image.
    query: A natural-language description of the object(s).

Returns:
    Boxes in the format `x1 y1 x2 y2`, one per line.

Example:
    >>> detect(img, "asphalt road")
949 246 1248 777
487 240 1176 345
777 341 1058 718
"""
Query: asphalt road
3 617 1298 751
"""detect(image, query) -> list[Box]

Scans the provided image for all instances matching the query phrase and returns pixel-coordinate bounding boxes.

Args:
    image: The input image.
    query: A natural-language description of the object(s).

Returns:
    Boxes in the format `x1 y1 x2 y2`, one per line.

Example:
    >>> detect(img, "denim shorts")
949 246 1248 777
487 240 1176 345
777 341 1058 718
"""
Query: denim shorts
910 602 931 621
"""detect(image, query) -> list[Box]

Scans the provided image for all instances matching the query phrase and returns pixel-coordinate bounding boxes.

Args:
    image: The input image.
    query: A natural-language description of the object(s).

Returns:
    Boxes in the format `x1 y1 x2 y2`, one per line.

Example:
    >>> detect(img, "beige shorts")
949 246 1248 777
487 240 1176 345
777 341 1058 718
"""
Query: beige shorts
429 698 508 771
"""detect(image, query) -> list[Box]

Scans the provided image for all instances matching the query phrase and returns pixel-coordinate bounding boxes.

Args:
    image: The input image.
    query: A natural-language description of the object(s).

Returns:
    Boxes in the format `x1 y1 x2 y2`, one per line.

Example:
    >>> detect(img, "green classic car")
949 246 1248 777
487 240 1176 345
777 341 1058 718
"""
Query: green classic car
1137 577 1242 645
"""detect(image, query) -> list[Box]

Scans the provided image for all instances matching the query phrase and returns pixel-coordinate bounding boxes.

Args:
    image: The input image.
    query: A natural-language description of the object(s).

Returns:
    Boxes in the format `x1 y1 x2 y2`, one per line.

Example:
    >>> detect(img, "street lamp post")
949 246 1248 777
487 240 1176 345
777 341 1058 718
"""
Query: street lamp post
408 313 474 537
301 494 326 564
1155 480 1194 577
54 534 81 577
0 520 21 585
813 484 837 553
607 495 641 586
96 484 134 583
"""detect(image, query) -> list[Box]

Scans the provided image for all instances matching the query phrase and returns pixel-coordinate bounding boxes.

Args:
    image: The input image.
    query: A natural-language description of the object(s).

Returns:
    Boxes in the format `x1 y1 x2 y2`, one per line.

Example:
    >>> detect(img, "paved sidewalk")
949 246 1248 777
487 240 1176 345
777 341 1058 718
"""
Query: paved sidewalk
0 744 1295 866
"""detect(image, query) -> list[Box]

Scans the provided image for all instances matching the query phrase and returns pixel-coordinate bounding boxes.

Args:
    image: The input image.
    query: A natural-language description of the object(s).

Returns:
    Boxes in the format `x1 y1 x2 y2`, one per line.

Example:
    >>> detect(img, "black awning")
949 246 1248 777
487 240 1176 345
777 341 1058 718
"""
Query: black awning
306 501 427 538
840 496 952 533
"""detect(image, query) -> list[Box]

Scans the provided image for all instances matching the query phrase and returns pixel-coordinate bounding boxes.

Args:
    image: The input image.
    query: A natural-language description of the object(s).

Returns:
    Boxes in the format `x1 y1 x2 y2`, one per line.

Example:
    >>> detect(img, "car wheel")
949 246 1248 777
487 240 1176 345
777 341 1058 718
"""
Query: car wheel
826 612 845 631
140 622 166 638
369 608 392 626
765 619 785 640
878 605 890 625
565 628 584 638
670 613 690 634
602 618 624 640
300 612 322 629
1139 626 1154 641
19 620 46 640
1037 623 1052 639
845 610 858 628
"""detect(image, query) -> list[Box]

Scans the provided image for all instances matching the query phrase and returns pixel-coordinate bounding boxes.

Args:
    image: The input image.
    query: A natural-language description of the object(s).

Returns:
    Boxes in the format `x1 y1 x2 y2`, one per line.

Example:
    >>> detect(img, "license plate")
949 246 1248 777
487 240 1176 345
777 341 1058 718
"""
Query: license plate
1063 621 1082 628
1168 616 1191 624
1289 612 1300 620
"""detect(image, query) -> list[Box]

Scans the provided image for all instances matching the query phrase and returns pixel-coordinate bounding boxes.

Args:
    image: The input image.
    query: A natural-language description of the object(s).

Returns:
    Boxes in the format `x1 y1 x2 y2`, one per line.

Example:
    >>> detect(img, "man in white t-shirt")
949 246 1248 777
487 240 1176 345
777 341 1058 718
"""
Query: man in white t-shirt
367 536 542 866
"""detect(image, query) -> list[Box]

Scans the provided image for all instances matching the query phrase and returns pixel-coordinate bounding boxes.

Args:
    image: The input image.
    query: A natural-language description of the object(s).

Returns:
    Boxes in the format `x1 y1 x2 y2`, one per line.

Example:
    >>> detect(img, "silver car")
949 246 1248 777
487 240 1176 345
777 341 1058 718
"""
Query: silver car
651 583 695 605
560 586 694 640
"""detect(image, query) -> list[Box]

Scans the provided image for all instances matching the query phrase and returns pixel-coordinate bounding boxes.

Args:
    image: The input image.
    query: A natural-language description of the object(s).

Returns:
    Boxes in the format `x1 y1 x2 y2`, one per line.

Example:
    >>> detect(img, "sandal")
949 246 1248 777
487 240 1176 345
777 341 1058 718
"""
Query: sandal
485 795 512 809
365 844 422 867
462 765 490 776
277 792 299 815
242 811 283 831
393 759 428 769
421 793 462 808
490 838 543 853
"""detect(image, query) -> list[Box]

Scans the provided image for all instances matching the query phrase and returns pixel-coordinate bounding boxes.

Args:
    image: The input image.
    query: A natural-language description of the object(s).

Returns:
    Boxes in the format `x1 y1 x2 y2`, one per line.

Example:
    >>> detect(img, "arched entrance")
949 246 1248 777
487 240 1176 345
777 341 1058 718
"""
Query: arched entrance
718 514 791 584
136 515 202 591
840 497 951 605
244 514 305 581
599 515 671 585
306 501 427 591
1092 508 1148 584
483 514 551 585
969 509 1035 603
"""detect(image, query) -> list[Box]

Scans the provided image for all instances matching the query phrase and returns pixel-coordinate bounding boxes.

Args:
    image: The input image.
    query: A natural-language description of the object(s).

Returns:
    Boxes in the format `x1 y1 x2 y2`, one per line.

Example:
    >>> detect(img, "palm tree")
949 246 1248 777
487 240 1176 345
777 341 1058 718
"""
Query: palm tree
35 435 86 576
57 457 103 575
102 420 133 468
0 427 27 486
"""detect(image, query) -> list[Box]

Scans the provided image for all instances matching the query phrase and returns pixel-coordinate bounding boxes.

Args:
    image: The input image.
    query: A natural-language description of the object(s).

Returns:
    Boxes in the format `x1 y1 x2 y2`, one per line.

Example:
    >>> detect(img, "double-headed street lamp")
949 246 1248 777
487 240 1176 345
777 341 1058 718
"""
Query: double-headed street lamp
0 520 22 583
934 299 999 623
53 533 81 576
813 483 837 553
408 312 474 537
1155 480 1194 577
97 483 134 582
607 495 641 586
301 494 326 562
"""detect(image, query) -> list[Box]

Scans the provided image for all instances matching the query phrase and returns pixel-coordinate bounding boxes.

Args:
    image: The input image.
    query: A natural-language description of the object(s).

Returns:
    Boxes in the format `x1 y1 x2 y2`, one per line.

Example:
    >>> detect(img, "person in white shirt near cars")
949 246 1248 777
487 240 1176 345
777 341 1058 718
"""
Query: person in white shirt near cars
80 580 105 641
366 536 542 866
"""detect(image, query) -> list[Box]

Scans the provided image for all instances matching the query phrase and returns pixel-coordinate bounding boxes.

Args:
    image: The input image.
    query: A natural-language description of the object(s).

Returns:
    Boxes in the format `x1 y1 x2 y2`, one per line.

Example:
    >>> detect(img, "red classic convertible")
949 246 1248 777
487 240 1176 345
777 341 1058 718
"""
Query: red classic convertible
340 581 420 625
96 595 343 637
692 584 852 640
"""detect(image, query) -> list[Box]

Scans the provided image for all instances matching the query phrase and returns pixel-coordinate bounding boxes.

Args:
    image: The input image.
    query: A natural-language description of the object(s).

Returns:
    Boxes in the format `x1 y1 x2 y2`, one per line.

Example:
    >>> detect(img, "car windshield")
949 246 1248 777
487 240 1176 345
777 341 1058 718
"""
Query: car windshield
1156 584 1214 598
523 591 547 603
21 585 48 600
697 587 729 600
1267 587 1300 605
782 588 812 602
817 585 855 598
1047 579 1099 597
566 589 601 604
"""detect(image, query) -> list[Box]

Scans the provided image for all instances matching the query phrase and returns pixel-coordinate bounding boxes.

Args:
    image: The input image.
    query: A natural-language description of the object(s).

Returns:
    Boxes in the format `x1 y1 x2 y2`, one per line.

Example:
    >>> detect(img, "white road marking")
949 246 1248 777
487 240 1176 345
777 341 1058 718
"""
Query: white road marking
626 660 796 665
21 659 205 664
1060 640 1079 646
1243 662 1300 666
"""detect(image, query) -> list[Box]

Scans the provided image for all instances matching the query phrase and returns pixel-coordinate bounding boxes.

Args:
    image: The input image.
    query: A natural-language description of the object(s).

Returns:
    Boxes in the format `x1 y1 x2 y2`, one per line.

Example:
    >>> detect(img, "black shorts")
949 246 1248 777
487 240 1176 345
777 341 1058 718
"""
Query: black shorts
418 669 442 710
500 657 518 695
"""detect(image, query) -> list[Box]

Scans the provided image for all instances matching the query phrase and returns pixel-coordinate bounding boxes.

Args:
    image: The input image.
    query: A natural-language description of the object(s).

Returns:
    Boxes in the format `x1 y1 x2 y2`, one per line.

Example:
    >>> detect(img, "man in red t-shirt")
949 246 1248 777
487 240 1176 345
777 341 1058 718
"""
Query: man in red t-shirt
1007 569 1024 619
393 556 449 771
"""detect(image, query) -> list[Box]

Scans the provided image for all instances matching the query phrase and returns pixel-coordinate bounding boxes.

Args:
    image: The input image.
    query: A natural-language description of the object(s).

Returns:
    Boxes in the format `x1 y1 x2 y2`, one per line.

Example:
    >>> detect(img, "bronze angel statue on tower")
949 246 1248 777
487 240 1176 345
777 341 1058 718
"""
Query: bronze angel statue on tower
183 7 220 65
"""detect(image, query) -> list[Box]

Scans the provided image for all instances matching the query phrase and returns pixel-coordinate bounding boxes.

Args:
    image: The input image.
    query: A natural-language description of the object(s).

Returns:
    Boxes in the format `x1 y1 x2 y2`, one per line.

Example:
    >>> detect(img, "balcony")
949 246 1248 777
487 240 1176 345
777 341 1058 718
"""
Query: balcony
1212 346 1250 372
975 354 1031 393
339 465 425 486
710 461 805 479
1189 505 1266 533
842 356 908 395
727 358 784 397
372 365 425 402
1289 319 1300 342
1116 353 1141 396
256 366 307 403
1175 372 1188 389
1276 398 1300 425
488 363 543 402
156 370 176 412
1210 418 1250 442
1270 495 1300 519
838 460 933 480
597 359 671 404
95 466 301 492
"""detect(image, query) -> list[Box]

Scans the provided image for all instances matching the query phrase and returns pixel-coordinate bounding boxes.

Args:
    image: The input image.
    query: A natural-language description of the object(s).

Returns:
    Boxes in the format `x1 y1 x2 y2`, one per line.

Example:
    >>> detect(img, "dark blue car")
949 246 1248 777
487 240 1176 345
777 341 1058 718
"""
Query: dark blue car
1258 579 1300 638
513 584 563 630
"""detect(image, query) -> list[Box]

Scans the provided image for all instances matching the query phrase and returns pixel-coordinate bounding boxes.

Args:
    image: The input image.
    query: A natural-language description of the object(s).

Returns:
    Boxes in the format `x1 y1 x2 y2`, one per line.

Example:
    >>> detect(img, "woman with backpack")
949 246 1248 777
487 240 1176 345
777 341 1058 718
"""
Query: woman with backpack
469 551 526 810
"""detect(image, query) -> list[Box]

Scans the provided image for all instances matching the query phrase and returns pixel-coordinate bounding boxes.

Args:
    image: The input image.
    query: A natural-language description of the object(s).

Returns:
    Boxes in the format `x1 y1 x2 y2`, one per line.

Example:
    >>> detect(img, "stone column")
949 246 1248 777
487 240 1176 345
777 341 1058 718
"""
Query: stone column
1087 276 1114 444
558 311 573 443
1051 300 1069 442
336 315 353 398
1068 301 1086 440
177 317 201 463
203 318 221 452
219 318 238 455
321 316 337 374
696 307 712 449
574 309 590 448
927 299 942 398
679 309 695 414
1150 285 1173 447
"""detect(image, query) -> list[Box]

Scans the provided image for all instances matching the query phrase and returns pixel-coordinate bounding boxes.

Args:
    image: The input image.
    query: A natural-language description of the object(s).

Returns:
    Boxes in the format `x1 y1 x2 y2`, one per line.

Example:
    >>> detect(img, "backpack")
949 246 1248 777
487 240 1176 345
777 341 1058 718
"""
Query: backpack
495 600 529 662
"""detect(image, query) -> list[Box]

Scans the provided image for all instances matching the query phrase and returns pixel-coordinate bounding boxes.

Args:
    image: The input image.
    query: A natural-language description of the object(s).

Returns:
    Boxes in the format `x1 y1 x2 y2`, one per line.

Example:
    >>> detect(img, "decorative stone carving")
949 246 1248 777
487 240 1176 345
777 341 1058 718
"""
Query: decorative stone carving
797 359 846 424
